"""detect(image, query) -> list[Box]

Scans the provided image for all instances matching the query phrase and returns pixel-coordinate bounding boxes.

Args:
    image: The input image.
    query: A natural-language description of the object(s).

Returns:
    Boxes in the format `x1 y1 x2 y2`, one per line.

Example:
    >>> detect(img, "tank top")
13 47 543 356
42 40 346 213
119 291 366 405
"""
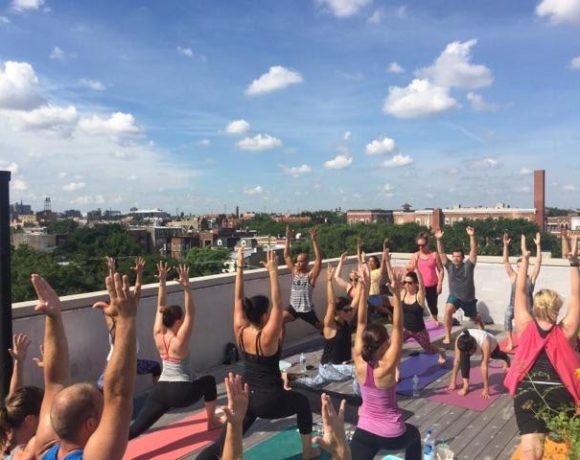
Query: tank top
289 273 313 313
416 252 438 288
466 329 498 353
42 444 83 460
525 322 562 384
105 320 141 361
239 328 283 391
158 335 192 382
321 320 352 365
358 362 406 438
508 276 535 312
402 294 426 333
369 269 382 296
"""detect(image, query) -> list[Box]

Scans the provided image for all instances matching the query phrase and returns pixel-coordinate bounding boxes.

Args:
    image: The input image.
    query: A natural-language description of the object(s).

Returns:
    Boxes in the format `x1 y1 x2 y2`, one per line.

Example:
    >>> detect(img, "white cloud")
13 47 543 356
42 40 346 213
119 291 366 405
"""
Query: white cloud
536 0 580 24
383 183 393 192
243 185 263 195
571 56 580 69
0 16 11 24
417 39 493 90
197 139 211 146
0 61 44 110
324 153 352 170
225 119 251 135
365 136 397 155
563 184 578 191
383 78 458 118
11 0 45 11
12 178 28 191
78 112 142 136
177 46 193 58
71 195 104 206
466 92 499 112
316 0 372 17
50 46 65 61
473 157 500 169
16 104 78 131
343 131 352 141
368 9 382 23
387 61 405 74
0 161 19 175
62 181 86 192
284 164 312 177
78 79 105 91
383 154 413 168
245 66 303 96
519 167 532 176
237 134 282 151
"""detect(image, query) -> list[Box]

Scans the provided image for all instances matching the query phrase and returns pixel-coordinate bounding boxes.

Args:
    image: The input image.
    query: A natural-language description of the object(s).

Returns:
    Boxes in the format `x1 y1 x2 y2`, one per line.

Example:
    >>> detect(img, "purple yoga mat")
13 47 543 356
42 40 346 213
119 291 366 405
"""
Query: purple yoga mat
428 364 507 411
397 353 450 396
405 320 444 345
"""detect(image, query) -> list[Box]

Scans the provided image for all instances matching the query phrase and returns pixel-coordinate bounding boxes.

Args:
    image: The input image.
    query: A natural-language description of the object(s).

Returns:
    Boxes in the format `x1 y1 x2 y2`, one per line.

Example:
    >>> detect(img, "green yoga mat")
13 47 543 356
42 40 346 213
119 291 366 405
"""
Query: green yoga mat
244 426 332 460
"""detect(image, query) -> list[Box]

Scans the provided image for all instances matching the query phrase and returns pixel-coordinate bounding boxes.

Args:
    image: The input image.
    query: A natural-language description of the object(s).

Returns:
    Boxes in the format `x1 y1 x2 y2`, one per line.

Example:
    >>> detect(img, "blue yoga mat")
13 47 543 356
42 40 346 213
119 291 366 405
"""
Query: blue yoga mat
244 426 331 460
397 353 450 396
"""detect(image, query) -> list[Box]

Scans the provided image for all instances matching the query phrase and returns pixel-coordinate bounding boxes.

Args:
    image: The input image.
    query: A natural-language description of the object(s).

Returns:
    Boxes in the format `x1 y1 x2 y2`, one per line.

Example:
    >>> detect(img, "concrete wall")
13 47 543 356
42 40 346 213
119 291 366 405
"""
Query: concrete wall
11 254 573 394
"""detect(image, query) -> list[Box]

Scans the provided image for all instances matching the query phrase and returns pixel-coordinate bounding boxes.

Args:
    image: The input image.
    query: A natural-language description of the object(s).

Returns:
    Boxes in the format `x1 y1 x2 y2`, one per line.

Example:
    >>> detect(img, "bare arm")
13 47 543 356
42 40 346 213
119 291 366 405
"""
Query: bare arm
466 226 477 264
84 273 138 460
379 273 403 371
132 257 146 300
233 247 249 336
309 226 322 285
354 263 369 359
415 269 426 306
562 235 580 341
8 333 31 397
153 262 169 337
514 235 534 332
175 265 194 349
561 231 571 260
260 251 284 349
435 253 445 294
284 225 295 272
222 374 249 460
333 252 350 291
380 238 390 278
31 275 70 456
356 238 364 265
435 229 449 266
502 233 515 279
480 339 491 399
530 233 542 284
324 265 337 328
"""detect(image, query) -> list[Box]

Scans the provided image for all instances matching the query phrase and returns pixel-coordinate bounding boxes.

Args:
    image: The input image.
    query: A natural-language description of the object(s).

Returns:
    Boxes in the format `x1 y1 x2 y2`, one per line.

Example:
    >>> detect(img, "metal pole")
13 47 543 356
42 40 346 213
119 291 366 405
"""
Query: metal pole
0 171 12 400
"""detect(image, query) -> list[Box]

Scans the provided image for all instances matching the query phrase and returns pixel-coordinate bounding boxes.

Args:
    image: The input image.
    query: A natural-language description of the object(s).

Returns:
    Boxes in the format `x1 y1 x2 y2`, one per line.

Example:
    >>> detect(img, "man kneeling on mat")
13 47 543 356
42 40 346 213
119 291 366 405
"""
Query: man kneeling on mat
447 329 510 399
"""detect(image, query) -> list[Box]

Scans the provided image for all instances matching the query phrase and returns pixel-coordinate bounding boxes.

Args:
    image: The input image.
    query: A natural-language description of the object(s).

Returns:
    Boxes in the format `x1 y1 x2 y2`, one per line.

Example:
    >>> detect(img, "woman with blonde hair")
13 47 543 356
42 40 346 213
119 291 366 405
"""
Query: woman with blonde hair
504 235 580 460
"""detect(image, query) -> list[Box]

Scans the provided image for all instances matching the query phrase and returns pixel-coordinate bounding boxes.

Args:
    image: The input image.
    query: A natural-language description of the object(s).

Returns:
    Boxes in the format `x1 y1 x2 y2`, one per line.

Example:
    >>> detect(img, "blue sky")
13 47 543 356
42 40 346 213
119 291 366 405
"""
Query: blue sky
0 0 579 214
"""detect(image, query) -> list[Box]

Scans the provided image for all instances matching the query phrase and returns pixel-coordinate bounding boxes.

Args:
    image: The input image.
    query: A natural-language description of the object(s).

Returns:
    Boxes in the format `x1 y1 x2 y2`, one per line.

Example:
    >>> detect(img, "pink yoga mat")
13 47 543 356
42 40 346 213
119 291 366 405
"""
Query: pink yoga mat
124 410 220 460
406 320 444 345
428 364 507 411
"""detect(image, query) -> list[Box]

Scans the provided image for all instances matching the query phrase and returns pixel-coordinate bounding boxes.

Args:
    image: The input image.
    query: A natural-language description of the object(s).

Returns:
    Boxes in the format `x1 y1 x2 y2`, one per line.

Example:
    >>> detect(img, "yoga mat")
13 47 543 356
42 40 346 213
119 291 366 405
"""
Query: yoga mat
124 410 220 460
405 320 445 345
397 353 450 396
510 437 569 460
244 426 332 460
428 364 506 411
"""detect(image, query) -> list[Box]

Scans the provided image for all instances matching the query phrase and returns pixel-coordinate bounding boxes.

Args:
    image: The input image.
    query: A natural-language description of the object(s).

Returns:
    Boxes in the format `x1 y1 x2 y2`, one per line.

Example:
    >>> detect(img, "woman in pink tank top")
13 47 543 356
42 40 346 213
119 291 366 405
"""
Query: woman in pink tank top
351 254 422 460
409 232 444 324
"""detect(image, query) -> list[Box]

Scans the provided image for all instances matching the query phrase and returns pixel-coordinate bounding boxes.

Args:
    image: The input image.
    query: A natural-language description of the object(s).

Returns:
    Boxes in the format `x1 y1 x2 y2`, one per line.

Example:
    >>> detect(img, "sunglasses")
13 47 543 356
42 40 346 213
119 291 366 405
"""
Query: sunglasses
417 244 426 247
342 307 354 313
403 280 415 284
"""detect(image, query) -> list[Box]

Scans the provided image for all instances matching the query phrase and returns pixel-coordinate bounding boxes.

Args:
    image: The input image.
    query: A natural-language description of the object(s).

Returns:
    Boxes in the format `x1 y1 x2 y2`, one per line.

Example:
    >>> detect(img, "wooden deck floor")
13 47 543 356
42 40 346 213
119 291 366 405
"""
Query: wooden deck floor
139 323 522 460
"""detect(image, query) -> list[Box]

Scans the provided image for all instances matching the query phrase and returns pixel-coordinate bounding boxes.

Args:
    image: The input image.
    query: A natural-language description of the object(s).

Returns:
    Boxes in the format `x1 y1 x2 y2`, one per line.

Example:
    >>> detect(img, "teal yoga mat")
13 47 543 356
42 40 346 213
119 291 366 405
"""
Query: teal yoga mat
244 426 331 460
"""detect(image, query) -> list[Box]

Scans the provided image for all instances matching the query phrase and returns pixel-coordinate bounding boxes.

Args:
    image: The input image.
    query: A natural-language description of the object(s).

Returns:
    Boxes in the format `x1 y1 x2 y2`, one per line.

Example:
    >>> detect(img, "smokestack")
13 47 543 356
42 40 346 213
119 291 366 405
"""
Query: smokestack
534 170 545 231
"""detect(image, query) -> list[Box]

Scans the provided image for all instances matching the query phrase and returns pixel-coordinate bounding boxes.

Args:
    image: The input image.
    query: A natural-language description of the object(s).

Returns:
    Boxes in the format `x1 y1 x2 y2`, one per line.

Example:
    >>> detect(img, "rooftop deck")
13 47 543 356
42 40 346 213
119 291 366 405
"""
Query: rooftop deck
128 322 522 460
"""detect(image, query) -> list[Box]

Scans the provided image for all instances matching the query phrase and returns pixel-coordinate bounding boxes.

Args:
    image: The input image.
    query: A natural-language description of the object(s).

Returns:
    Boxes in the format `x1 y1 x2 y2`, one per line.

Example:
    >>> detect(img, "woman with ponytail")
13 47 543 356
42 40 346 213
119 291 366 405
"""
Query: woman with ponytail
129 262 221 439
197 248 319 460
351 261 422 460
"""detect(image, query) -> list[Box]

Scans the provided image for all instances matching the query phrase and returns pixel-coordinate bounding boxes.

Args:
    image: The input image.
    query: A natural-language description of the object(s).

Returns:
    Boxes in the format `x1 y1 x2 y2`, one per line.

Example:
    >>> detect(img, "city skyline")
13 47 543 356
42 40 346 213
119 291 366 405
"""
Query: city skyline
1 0 579 213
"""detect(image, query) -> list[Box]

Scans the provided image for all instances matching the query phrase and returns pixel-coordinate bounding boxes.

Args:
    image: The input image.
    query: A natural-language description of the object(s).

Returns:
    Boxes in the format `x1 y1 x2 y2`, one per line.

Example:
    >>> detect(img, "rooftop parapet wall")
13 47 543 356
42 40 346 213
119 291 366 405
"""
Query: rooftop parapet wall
11 254 573 393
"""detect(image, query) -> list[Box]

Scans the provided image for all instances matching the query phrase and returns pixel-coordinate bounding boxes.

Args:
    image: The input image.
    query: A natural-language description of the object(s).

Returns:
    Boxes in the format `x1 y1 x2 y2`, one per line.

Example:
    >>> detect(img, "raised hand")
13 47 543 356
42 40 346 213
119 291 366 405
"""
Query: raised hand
435 228 444 240
223 373 249 427
312 394 349 460
106 256 116 278
33 345 44 368
520 235 531 260
466 226 475 237
533 232 541 246
260 250 278 273
326 264 335 282
308 226 319 240
176 264 191 288
339 251 348 264
357 261 369 291
382 237 390 251
31 274 62 318
236 246 244 269
8 333 31 362
132 257 146 275
568 235 579 265
285 225 293 240
356 237 363 253
94 273 138 320
502 232 511 246
390 271 403 297
156 261 170 282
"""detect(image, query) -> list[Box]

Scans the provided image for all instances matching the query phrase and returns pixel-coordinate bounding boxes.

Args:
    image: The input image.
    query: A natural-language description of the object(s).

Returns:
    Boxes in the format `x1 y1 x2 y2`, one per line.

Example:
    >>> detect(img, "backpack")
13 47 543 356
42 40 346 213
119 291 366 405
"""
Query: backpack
223 342 239 365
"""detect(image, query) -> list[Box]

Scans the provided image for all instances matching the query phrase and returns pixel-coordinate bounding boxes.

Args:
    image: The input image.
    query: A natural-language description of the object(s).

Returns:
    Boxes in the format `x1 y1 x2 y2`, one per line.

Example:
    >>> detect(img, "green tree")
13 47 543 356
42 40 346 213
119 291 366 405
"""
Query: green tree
184 247 230 277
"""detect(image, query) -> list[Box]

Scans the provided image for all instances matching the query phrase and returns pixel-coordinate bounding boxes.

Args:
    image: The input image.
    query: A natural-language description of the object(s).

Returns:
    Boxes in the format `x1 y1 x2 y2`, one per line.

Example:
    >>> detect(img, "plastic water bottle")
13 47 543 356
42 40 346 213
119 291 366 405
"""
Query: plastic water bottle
423 429 435 460
299 353 306 373
412 374 420 397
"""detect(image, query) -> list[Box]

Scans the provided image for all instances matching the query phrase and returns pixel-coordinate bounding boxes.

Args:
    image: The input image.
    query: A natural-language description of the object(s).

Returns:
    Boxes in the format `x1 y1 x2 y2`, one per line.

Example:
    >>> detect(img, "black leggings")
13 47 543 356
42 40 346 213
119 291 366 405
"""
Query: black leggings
196 387 312 459
350 424 422 460
129 375 217 439
424 285 438 317
460 346 510 379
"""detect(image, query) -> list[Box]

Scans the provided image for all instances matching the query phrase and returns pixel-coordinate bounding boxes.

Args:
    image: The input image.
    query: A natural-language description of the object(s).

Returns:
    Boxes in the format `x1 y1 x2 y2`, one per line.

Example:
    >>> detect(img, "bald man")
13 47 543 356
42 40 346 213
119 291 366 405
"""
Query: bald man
24 272 138 460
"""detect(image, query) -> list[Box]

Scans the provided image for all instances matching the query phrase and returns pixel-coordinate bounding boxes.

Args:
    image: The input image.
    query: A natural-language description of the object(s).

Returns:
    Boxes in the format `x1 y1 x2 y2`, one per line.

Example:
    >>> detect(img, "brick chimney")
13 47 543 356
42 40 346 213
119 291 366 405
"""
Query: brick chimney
431 208 443 230
534 170 545 231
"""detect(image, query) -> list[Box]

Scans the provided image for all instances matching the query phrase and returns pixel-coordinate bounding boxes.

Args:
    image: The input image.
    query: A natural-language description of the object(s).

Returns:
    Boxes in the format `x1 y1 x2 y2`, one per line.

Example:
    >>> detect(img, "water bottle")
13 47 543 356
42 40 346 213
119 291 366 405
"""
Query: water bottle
423 429 435 460
412 374 420 397
299 353 306 373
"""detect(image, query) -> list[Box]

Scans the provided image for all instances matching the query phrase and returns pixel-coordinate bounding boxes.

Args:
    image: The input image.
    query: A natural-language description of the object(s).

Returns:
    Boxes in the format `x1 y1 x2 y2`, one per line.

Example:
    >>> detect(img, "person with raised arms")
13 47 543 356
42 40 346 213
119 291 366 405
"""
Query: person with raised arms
333 251 360 302
358 238 392 322
502 233 542 351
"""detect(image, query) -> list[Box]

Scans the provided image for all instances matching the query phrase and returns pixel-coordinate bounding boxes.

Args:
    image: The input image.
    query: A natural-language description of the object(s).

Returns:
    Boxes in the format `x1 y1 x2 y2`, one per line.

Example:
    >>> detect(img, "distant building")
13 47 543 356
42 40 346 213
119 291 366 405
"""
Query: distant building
128 209 170 221
12 231 67 251
62 209 82 219
170 235 200 260
10 202 33 216
346 209 394 224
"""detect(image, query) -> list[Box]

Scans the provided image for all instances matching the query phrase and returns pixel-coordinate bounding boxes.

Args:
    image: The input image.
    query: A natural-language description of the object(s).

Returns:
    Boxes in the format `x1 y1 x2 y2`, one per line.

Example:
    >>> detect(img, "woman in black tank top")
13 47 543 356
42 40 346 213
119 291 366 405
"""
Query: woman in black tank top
197 249 319 460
